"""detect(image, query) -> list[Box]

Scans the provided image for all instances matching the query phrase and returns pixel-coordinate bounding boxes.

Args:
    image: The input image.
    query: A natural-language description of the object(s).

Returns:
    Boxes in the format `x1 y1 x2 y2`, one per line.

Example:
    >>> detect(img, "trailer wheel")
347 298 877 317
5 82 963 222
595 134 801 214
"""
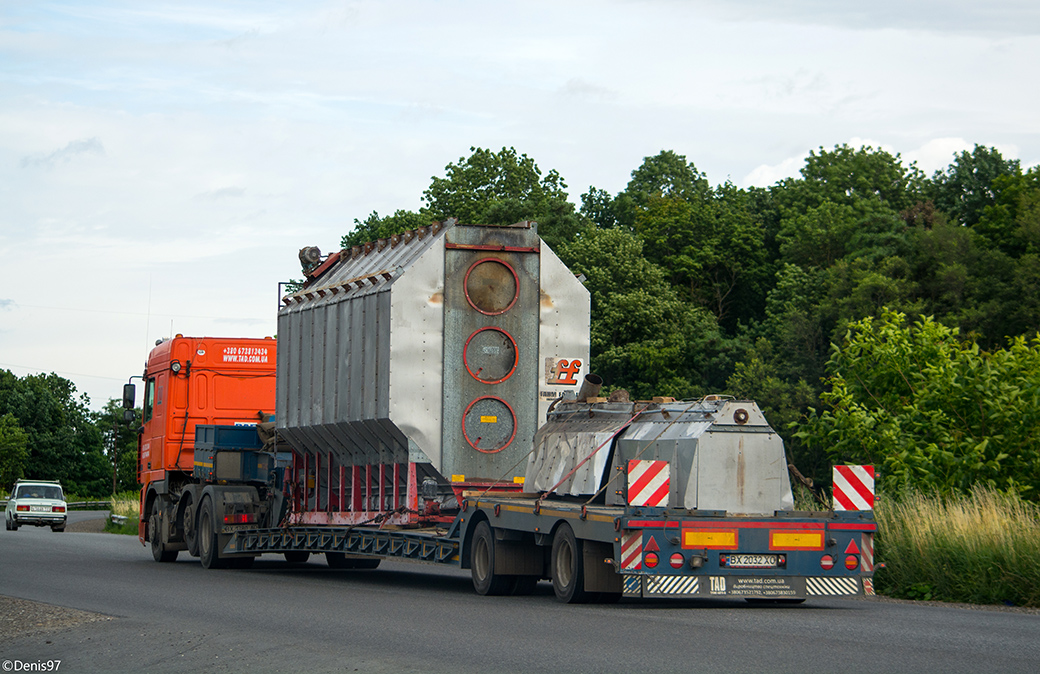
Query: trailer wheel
284 551 310 564
150 500 178 563
471 520 515 596
551 523 594 604
198 496 226 569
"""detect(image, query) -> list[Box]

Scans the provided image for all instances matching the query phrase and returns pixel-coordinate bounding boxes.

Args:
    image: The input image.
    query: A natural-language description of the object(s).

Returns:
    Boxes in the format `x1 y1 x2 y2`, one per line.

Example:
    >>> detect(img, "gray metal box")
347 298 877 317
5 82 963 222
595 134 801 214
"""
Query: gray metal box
276 220 590 484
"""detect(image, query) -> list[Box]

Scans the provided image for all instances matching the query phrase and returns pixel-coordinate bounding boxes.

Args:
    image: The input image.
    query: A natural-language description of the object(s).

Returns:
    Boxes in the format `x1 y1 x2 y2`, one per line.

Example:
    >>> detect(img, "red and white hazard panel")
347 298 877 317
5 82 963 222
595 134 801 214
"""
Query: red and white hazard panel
620 530 643 571
860 533 875 573
627 459 670 507
832 465 875 511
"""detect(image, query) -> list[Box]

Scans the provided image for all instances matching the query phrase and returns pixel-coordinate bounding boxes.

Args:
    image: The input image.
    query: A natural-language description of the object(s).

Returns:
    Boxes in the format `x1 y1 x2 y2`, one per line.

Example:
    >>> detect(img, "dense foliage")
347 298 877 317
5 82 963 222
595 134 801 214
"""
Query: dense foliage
339 143 1040 496
0 370 139 497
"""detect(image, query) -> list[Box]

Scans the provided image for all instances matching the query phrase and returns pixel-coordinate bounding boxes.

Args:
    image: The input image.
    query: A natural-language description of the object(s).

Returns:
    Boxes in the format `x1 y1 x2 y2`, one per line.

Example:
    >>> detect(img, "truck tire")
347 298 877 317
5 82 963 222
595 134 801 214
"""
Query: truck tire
198 496 227 569
471 520 515 596
551 522 594 604
183 497 199 557
284 551 310 564
150 500 178 563
51 525 65 533
326 552 381 569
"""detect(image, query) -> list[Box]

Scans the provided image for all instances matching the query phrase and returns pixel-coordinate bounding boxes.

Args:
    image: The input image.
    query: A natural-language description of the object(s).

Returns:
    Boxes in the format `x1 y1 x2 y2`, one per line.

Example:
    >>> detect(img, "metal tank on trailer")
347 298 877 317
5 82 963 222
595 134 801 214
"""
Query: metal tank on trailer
277 219 590 525
525 397 795 515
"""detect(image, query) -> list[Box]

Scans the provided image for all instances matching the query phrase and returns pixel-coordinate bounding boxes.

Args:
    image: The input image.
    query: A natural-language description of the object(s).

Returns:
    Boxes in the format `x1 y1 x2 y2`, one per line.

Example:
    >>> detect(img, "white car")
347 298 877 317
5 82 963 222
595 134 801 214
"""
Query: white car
5 480 67 532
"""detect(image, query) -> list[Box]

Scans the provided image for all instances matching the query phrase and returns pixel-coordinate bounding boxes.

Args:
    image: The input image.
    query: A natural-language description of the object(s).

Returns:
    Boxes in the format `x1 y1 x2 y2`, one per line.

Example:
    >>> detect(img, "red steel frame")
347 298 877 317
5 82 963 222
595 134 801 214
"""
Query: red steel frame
290 452 421 526
288 452 524 526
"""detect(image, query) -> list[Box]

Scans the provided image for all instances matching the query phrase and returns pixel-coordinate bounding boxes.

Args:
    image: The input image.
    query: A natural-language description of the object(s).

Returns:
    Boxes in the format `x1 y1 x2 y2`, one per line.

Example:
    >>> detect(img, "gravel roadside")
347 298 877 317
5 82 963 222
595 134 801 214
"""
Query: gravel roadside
0 596 113 638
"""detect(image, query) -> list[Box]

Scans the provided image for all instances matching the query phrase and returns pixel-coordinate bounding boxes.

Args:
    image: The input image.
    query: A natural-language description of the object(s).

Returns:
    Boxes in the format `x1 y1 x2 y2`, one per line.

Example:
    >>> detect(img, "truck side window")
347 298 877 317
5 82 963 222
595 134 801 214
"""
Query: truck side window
143 378 156 422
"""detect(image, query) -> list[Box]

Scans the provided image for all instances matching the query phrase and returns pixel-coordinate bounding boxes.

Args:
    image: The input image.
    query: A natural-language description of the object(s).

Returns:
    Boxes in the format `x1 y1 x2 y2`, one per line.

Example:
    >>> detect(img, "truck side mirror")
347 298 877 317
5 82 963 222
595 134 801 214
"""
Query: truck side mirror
123 383 136 409
123 409 136 423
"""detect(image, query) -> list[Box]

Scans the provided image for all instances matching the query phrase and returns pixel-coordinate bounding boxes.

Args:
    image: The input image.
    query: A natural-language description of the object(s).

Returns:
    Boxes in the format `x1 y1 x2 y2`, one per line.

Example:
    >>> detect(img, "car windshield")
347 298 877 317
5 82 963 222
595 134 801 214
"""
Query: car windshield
16 485 63 500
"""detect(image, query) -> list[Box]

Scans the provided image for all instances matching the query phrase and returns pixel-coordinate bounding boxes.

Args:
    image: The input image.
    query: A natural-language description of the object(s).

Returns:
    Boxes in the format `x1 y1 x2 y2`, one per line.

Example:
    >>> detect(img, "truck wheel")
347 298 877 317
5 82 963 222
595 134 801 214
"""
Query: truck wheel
183 497 199 557
551 522 593 604
198 496 227 569
471 520 514 596
284 551 310 564
150 500 178 563
51 525 65 533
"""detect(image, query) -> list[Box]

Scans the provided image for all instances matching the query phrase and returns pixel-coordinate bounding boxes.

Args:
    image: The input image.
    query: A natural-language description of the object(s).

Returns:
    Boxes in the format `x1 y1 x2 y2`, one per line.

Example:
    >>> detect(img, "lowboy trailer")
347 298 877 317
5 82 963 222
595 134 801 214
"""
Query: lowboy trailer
132 219 876 603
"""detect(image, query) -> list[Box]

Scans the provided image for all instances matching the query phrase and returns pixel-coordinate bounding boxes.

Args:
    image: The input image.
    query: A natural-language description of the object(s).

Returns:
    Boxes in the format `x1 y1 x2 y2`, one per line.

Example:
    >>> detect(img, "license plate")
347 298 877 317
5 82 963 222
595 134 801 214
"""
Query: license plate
725 554 778 568
30 505 49 512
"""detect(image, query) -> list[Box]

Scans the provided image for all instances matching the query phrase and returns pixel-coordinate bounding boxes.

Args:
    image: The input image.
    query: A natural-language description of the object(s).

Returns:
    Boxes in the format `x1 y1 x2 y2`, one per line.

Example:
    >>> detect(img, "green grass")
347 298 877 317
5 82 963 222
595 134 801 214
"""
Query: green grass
874 487 1040 608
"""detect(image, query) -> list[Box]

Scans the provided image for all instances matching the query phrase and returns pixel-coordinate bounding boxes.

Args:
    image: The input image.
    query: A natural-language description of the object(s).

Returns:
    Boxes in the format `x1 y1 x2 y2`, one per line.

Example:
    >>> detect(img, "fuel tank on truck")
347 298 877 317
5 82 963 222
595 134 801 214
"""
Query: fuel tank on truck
277 219 590 488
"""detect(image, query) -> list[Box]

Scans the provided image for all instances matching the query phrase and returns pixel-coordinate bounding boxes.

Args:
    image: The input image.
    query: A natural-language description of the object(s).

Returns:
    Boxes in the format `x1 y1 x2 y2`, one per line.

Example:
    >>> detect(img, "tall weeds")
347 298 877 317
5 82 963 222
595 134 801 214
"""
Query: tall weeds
874 487 1040 607
110 492 139 519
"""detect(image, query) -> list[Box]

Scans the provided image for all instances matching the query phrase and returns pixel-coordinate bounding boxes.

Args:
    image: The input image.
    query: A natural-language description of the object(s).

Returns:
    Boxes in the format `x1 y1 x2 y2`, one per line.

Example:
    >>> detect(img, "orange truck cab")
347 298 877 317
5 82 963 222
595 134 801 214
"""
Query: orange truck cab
131 335 276 543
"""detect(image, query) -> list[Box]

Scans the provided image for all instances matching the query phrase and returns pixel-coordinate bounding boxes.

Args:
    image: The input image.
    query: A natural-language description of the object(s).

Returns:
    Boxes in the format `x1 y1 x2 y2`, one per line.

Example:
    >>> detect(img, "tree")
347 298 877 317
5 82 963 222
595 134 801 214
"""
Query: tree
93 399 141 494
341 209 428 249
928 144 1020 228
611 150 711 231
558 226 737 398
773 145 914 220
0 413 29 491
972 166 1040 256
421 147 584 248
796 310 1040 500
0 370 110 496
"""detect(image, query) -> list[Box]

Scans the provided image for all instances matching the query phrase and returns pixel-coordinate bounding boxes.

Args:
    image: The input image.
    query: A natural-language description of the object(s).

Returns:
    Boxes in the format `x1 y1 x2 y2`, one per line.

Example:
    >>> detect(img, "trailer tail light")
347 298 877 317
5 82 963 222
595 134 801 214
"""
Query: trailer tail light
845 554 859 570
820 555 835 570
644 552 659 568
224 513 256 524
16 505 30 512
52 505 66 513
669 553 684 569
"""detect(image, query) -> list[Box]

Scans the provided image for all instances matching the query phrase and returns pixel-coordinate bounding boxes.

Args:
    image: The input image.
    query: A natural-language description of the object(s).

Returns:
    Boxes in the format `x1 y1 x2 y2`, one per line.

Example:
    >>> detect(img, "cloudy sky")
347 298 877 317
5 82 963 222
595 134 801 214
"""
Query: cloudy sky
2 1 1039 411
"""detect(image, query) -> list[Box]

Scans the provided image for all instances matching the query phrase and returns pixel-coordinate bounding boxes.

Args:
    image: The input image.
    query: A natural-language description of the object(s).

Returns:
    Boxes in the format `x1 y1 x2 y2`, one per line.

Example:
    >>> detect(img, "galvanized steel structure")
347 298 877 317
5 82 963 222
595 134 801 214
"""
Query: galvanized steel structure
276 220 589 523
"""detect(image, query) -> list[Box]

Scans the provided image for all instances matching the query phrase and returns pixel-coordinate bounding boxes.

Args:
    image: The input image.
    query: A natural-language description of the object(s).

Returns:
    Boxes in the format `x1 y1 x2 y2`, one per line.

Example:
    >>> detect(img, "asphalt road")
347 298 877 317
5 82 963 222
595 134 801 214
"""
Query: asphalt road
1 519 1038 674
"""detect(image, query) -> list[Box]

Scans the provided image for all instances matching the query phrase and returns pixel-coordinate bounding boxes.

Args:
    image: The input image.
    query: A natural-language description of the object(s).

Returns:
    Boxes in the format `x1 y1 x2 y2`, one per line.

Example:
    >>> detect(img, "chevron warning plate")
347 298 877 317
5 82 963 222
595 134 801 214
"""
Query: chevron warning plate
627 459 670 507
832 465 875 511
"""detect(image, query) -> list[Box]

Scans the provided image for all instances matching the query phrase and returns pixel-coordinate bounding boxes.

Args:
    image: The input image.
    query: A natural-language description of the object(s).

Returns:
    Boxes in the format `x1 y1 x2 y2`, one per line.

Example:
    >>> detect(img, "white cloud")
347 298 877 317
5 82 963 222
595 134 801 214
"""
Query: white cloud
19 137 105 169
